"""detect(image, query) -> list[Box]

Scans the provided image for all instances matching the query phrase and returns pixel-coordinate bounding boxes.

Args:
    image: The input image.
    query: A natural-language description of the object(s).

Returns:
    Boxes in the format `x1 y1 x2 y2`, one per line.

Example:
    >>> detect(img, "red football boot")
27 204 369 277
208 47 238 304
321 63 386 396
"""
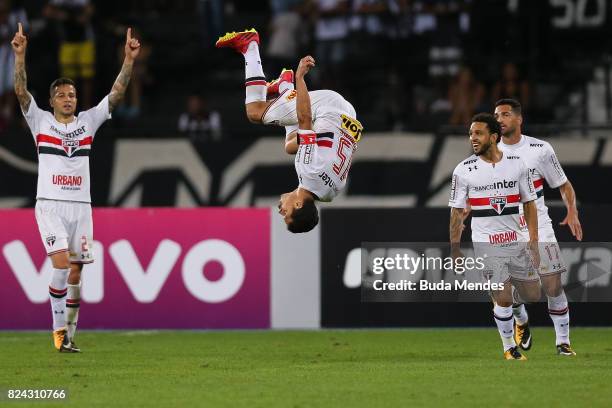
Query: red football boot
215 28 259 54
267 69 294 96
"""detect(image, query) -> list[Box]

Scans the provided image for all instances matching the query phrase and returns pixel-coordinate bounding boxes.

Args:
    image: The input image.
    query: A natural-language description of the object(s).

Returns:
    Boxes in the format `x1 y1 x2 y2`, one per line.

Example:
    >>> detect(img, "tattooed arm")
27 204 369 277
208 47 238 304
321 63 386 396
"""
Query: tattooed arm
449 207 466 259
449 207 465 246
11 23 32 113
108 28 141 112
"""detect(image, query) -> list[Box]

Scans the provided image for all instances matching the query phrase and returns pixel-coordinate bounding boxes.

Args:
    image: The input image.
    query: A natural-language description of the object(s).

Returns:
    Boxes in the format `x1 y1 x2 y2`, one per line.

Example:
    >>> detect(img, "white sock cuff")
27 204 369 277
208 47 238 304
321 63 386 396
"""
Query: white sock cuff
493 304 513 319
245 41 259 56
67 282 81 298
50 268 69 291
512 303 528 325
548 291 568 313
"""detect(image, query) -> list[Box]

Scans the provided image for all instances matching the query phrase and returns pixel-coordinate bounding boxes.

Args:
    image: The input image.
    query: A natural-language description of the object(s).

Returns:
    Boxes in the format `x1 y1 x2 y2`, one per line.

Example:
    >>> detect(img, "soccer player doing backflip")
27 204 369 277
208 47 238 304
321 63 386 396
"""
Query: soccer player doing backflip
216 29 362 233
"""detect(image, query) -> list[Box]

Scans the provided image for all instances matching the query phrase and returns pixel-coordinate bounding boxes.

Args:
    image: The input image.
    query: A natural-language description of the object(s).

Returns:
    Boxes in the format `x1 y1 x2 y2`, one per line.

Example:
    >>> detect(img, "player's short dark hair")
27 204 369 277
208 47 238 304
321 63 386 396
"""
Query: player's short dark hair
287 199 319 233
495 98 522 115
471 112 501 143
49 78 76 97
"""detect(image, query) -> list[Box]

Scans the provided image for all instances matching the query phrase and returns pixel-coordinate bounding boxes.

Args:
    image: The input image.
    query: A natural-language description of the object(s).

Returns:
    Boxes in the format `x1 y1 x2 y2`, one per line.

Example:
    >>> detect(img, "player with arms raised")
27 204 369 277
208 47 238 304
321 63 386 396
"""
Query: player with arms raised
216 29 362 233
12 23 140 352
495 98 579 356
449 113 540 360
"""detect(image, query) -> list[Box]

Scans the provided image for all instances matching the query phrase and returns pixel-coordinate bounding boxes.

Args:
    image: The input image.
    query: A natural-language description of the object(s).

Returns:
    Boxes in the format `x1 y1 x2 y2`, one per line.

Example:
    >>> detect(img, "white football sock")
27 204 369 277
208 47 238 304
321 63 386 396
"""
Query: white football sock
493 304 516 351
548 291 570 345
66 282 81 340
49 268 69 331
244 42 266 104
512 303 528 326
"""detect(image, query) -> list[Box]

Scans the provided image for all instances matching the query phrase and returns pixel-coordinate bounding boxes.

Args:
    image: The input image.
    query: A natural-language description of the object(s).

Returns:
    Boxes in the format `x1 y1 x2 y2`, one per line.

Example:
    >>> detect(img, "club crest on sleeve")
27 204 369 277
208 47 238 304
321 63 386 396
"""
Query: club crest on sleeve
45 234 56 247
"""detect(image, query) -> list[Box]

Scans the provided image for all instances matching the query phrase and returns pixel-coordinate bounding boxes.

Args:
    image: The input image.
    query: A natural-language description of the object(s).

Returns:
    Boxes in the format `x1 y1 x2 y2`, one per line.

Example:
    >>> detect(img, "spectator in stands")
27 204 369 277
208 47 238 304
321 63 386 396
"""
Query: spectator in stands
349 0 390 44
178 94 222 142
421 0 470 78
44 0 95 109
491 62 530 110
0 0 27 130
448 65 485 125
310 0 349 90
114 27 152 119
266 0 305 77
196 0 223 49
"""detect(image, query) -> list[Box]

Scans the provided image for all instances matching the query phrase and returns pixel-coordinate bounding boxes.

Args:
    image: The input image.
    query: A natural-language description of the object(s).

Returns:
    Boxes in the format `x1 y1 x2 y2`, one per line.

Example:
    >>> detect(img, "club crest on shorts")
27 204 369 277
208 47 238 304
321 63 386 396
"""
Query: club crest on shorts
490 197 507 214
45 234 56 247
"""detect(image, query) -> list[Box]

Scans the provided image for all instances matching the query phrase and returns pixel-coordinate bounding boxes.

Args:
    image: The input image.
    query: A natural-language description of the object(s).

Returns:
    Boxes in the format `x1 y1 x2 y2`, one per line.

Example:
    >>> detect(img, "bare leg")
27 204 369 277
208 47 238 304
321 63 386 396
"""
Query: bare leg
51 251 70 270
245 101 271 124
512 279 542 303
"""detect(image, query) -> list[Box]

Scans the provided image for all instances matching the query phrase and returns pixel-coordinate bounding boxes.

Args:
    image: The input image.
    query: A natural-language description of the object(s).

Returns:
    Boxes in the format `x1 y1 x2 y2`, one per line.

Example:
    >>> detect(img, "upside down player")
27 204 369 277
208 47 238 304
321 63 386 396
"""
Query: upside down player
216 29 362 233
450 113 540 360
12 23 140 351
495 98 579 356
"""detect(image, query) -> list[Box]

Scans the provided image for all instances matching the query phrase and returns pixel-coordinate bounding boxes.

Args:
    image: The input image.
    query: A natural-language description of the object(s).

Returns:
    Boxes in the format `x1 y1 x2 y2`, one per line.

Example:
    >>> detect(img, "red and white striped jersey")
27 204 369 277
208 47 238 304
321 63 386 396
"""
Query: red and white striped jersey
449 152 537 245
294 110 360 202
22 96 111 203
273 90 359 202
499 134 568 229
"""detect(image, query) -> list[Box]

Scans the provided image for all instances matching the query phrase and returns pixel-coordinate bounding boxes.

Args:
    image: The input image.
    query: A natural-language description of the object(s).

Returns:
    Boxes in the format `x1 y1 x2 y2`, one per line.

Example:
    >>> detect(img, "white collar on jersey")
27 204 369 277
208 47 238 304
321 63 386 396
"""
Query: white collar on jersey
500 133 527 149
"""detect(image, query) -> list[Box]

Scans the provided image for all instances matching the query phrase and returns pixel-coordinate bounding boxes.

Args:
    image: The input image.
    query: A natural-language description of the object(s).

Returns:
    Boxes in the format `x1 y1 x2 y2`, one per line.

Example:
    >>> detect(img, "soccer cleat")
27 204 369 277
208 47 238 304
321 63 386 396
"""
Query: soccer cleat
69 339 81 353
53 328 76 352
215 28 259 54
557 343 576 356
514 321 532 350
504 346 528 360
267 69 294 96
53 328 66 350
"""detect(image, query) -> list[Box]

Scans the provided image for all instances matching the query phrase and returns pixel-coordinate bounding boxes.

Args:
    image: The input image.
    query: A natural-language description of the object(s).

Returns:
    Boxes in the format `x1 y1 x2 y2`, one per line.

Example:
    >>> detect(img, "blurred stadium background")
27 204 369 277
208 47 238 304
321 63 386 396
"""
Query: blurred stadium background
1 1 612 405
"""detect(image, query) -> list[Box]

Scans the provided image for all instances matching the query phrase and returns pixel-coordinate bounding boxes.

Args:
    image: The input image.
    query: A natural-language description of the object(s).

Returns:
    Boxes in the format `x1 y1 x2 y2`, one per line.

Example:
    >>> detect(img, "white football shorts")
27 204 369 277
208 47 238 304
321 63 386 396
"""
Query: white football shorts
35 199 94 263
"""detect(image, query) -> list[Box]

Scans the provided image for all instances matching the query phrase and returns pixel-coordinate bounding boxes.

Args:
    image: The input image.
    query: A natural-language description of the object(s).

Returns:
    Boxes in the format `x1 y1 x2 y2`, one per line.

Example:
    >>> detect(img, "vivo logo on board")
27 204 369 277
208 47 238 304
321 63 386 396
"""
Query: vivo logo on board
3 239 246 304
0 208 270 329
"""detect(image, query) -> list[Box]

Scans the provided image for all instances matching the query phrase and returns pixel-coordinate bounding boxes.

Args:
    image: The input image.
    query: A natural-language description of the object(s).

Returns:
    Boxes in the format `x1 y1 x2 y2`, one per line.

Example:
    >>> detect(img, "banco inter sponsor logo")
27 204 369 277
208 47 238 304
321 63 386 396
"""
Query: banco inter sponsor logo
50 125 86 139
473 179 517 192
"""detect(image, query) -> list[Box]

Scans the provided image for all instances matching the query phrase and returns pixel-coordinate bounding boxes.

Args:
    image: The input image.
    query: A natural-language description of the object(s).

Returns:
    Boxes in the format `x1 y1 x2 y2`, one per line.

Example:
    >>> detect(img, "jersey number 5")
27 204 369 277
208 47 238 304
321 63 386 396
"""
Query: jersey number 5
333 136 353 181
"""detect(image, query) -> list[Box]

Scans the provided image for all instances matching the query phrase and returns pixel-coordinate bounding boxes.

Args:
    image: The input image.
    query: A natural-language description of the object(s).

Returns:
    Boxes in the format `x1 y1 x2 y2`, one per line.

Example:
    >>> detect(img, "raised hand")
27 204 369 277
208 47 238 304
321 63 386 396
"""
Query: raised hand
296 55 315 79
11 22 27 56
124 28 141 61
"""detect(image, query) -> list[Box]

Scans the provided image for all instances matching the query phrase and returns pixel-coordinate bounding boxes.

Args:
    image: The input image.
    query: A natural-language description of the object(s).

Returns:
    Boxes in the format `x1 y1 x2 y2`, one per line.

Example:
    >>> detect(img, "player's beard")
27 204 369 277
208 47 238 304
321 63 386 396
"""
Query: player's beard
502 125 516 137
475 140 492 156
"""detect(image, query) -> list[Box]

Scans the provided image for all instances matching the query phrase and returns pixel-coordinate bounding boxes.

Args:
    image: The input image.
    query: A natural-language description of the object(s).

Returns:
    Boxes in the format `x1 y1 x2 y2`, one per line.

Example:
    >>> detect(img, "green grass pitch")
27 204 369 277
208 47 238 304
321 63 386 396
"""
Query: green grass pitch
1 328 611 407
